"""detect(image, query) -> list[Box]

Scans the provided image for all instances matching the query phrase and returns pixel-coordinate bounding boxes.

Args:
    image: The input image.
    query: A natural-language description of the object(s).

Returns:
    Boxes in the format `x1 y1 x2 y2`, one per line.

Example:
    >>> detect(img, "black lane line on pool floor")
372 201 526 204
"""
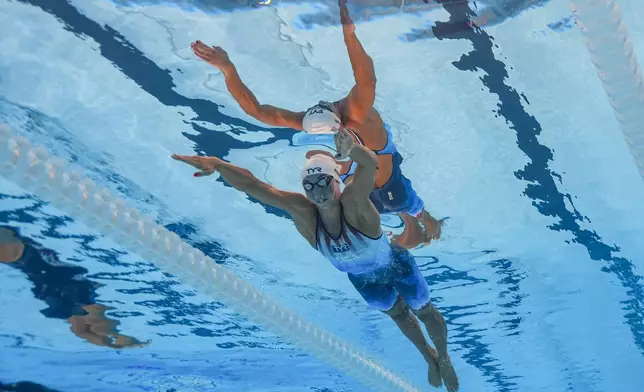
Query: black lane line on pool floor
420 0 644 357
12 0 518 388
12 0 541 388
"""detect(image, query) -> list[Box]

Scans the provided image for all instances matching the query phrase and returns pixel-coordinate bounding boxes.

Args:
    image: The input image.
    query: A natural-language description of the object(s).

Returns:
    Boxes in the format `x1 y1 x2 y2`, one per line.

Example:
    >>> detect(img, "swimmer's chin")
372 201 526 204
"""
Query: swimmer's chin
314 198 329 206
313 197 340 208
307 195 328 206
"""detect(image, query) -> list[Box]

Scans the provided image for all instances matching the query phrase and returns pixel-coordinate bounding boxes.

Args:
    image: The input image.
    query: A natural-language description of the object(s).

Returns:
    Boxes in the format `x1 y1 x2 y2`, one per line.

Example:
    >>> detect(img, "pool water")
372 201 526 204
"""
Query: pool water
1 0 643 391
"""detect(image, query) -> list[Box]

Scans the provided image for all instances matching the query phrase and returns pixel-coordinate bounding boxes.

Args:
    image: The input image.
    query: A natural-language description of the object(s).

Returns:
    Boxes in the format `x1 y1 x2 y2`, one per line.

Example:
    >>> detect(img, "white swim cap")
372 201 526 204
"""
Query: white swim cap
301 153 342 183
302 103 341 134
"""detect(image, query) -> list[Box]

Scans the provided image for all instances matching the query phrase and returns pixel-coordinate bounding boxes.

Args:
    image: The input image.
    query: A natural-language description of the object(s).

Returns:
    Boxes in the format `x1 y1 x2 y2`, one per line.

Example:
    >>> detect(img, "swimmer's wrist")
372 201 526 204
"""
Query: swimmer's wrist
206 156 224 171
219 61 236 76
335 148 352 162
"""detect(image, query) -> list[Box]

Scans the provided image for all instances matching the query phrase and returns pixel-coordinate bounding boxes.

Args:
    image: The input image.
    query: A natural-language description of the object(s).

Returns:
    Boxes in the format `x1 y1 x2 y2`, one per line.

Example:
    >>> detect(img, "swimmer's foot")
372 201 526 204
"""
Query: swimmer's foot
438 355 459 392
393 213 426 249
420 212 445 244
426 347 443 388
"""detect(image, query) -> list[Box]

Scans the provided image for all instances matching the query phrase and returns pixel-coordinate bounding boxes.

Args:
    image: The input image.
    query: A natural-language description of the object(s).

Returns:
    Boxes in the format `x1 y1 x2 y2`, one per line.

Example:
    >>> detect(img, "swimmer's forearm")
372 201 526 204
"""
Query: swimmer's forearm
210 158 296 212
221 64 263 117
343 31 376 85
220 64 304 129
343 144 377 194
213 159 264 193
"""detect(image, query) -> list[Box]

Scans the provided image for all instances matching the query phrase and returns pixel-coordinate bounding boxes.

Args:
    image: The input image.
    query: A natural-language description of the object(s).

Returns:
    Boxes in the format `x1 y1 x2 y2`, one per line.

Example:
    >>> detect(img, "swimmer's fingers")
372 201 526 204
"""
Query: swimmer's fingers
190 41 207 53
334 128 349 142
171 154 197 165
192 50 209 62
191 40 211 52
192 44 214 60
193 170 215 177
171 154 216 177
334 129 355 159
338 129 354 147
191 41 216 58
191 43 231 69
191 41 225 57
333 131 348 158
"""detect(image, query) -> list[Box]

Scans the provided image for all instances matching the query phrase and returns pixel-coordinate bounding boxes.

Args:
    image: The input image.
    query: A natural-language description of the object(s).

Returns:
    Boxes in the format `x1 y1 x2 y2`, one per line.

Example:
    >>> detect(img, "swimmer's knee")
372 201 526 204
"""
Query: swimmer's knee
382 296 410 319
412 301 443 323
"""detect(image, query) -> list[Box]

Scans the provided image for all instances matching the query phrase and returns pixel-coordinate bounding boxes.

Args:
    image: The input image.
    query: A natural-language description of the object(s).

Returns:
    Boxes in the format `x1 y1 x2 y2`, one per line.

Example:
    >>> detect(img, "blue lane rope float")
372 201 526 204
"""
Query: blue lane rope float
0 124 421 392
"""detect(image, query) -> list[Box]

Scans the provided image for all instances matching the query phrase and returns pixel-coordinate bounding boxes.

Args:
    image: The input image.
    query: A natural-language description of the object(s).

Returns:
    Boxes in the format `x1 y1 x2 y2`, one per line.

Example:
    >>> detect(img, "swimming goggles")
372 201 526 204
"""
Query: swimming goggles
302 175 333 191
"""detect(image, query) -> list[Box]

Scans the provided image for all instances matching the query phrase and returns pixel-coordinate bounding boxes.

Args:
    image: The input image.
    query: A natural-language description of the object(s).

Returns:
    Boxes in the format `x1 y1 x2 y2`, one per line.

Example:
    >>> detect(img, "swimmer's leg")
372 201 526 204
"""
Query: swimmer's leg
383 297 442 388
400 187 443 244
348 271 441 388
392 247 459 391
415 303 459 391
378 166 443 247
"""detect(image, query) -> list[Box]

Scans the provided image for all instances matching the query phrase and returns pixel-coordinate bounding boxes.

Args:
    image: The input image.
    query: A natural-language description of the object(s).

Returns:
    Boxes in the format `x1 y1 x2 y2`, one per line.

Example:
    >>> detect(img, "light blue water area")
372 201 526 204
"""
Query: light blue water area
1 0 643 391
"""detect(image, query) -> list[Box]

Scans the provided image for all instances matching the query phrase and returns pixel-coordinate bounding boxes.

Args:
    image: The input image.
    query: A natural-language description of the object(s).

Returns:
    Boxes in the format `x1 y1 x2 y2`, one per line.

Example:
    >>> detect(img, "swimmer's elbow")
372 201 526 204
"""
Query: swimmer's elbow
255 105 304 130
243 103 263 120
356 76 376 89
253 105 277 124
350 144 378 171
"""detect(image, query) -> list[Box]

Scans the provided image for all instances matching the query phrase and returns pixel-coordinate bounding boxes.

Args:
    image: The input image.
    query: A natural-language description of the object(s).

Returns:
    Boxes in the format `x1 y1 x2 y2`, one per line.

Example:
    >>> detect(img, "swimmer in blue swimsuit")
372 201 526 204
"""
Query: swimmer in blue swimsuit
0 226 148 349
172 128 460 391
190 0 443 249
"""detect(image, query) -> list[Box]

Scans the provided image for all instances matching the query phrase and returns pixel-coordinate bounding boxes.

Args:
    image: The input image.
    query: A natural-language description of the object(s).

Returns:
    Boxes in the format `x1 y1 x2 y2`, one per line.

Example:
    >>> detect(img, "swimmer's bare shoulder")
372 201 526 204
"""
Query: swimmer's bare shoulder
287 196 320 248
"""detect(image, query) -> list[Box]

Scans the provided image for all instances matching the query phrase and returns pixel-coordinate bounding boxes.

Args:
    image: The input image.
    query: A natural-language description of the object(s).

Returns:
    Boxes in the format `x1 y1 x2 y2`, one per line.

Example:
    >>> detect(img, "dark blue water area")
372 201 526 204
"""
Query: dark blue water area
0 342 357 391
0 195 358 391
2 0 643 390
0 380 62 392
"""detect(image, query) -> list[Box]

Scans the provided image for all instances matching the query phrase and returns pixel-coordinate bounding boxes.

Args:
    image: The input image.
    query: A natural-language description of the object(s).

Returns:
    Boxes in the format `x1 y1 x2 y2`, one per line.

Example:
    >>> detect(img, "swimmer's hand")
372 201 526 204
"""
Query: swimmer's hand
191 41 232 70
339 0 355 34
171 154 220 177
334 128 355 160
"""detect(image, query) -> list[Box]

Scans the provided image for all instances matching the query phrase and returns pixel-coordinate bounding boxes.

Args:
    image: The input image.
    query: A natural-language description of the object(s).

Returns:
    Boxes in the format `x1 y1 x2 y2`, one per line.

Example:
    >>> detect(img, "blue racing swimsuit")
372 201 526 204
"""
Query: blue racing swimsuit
315 206 431 311
340 124 425 217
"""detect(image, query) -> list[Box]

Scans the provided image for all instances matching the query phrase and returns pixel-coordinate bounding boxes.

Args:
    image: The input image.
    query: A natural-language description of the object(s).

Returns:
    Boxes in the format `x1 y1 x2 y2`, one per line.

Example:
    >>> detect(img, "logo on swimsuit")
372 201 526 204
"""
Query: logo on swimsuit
331 244 350 253
306 167 323 175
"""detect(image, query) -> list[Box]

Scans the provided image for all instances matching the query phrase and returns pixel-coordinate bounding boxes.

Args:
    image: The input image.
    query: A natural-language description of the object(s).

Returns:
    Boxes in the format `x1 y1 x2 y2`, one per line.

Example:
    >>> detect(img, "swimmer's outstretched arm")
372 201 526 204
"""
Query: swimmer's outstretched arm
339 0 377 124
191 41 306 130
171 154 309 215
